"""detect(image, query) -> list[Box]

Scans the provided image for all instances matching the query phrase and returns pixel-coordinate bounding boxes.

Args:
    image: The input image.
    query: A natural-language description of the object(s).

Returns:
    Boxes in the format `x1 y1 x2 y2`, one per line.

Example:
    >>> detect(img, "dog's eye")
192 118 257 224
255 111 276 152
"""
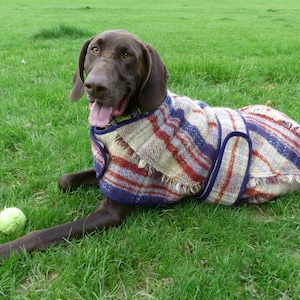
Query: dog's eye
122 52 132 60
91 46 99 54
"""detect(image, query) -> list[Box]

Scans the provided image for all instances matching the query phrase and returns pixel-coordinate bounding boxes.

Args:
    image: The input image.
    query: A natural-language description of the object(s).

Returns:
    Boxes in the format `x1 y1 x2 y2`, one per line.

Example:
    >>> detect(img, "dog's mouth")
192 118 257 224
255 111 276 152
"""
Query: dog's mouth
88 95 129 128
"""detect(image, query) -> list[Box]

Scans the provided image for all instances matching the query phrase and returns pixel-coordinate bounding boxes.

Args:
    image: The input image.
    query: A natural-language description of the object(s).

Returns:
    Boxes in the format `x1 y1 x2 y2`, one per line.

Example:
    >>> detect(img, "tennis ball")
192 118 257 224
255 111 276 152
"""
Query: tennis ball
0 207 27 235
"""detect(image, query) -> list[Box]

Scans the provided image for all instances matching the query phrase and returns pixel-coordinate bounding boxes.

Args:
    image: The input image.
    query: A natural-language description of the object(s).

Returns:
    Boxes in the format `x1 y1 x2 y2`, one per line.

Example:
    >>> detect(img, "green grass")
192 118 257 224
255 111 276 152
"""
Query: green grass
1 0 300 298
32 24 94 40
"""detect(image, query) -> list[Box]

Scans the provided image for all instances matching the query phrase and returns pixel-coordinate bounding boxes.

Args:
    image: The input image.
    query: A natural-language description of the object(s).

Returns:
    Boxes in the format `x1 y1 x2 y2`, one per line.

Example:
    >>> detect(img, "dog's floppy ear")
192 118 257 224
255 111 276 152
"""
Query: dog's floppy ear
69 37 93 101
138 43 169 112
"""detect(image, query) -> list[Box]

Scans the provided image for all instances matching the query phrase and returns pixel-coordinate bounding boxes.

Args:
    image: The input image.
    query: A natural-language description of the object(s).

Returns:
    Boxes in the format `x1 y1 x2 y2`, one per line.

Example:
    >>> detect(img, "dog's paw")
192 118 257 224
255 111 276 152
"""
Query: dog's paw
58 174 73 192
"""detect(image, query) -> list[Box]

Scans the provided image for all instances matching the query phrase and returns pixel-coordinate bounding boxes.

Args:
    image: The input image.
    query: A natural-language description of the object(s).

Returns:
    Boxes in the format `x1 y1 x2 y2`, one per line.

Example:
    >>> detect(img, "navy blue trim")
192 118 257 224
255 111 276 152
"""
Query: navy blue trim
90 127 109 179
235 115 252 204
196 111 252 204
198 131 251 203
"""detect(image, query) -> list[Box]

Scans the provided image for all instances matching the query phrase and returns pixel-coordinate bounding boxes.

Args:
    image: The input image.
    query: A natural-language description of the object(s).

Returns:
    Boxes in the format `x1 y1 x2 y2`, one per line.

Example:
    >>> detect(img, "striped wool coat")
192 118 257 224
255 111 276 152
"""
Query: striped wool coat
90 92 300 206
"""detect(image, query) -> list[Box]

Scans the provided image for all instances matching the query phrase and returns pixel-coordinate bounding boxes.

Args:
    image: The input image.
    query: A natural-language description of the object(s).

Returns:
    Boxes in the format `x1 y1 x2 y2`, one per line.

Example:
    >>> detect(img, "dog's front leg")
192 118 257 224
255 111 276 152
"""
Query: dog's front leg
0 198 133 260
58 169 99 191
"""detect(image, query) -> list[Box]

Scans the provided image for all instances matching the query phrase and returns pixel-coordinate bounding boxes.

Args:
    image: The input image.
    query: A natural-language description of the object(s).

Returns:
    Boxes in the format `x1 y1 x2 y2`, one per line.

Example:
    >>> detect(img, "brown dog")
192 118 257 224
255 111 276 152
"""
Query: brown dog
1 30 299 260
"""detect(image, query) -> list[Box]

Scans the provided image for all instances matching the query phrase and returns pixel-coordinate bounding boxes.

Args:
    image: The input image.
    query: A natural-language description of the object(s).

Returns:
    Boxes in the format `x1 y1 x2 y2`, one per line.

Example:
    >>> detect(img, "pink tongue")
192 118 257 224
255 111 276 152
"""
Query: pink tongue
89 101 113 128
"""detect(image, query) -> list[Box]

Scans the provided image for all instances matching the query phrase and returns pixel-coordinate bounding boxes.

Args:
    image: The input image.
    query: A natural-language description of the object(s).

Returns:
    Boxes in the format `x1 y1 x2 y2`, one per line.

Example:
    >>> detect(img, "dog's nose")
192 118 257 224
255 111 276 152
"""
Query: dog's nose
84 74 109 97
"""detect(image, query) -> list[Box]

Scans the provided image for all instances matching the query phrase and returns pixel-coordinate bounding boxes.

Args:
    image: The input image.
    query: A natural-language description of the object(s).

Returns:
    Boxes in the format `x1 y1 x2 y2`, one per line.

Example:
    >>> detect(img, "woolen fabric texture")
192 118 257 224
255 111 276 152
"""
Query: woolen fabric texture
90 92 300 206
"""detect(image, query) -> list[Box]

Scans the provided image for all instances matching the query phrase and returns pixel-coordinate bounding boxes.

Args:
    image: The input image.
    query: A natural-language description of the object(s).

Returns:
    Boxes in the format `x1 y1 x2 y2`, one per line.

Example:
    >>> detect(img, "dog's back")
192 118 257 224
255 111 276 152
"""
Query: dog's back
238 105 300 203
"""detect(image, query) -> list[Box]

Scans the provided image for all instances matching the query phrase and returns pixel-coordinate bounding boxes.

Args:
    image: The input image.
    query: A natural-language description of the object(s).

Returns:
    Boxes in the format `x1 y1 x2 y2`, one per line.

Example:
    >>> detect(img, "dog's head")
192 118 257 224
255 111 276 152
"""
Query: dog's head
70 30 169 128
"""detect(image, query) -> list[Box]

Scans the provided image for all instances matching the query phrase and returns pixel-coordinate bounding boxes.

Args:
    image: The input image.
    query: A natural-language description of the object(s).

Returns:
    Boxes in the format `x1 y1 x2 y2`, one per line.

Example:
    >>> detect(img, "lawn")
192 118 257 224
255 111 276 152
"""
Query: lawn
1 0 300 298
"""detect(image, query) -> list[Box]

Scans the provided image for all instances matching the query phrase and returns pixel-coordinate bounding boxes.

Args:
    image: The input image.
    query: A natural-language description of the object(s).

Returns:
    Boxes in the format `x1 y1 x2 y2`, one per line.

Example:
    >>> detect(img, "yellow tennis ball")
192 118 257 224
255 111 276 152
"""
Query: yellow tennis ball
0 207 27 235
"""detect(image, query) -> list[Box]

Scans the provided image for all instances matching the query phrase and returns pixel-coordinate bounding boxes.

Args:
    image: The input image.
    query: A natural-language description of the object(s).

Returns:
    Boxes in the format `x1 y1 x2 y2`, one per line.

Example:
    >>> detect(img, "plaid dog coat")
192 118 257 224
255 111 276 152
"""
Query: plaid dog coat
90 92 300 206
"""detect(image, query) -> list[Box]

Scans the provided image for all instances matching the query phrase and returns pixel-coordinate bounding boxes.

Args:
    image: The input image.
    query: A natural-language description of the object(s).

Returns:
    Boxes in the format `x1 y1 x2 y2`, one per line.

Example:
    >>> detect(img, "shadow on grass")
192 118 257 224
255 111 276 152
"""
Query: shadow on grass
32 24 94 40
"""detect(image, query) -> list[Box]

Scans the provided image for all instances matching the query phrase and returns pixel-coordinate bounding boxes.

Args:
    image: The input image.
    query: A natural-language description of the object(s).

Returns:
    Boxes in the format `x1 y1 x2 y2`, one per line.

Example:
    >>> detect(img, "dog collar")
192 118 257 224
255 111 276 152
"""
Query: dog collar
106 108 143 128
